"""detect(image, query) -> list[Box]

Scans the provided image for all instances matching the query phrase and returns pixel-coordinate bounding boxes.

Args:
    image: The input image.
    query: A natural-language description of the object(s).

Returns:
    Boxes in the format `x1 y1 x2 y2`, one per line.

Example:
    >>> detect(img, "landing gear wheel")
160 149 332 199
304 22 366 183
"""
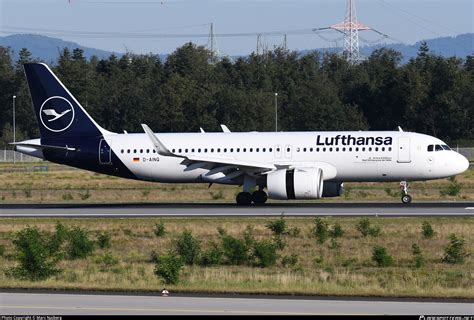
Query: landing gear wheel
252 190 268 204
401 194 412 204
236 192 252 206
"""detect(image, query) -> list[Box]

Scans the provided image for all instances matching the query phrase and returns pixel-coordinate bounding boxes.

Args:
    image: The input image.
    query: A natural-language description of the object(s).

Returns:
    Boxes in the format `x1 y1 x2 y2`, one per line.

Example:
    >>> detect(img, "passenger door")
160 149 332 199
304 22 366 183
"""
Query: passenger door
397 137 411 163
99 139 112 164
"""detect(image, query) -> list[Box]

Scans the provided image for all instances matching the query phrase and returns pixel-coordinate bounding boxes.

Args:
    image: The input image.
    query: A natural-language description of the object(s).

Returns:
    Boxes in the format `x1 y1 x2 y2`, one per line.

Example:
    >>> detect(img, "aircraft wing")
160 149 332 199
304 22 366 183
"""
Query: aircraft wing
141 124 274 183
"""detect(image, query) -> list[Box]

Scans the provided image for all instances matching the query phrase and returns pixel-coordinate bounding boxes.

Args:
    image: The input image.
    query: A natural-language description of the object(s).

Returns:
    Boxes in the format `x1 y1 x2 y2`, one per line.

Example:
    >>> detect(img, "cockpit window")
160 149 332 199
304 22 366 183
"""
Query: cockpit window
442 145 451 150
427 145 434 152
435 145 443 151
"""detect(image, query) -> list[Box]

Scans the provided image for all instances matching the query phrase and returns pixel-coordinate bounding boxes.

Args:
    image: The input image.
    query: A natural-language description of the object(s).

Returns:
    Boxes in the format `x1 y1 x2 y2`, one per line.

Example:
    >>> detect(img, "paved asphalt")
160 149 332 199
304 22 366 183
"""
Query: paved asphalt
0 202 473 218
0 292 473 315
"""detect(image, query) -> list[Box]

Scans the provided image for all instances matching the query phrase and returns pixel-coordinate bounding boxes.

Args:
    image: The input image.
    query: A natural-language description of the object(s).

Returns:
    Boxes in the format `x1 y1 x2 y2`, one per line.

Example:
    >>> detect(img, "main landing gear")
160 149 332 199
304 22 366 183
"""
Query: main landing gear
400 181 412 204
236 189 268 205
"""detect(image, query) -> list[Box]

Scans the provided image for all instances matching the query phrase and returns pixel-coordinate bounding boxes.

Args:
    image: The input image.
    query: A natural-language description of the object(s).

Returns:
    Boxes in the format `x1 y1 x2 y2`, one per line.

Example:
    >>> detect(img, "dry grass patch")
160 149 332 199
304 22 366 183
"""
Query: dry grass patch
0 217 472 298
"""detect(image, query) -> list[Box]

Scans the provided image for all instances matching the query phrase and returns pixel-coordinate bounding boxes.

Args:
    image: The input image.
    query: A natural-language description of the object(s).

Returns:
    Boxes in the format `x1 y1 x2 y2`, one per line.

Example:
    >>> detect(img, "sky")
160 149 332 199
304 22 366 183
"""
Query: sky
0 0 472 55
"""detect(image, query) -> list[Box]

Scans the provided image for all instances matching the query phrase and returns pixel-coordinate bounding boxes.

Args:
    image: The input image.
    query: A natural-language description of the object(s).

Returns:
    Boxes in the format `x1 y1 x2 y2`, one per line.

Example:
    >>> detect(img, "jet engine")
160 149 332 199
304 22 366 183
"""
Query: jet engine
266 168 323 200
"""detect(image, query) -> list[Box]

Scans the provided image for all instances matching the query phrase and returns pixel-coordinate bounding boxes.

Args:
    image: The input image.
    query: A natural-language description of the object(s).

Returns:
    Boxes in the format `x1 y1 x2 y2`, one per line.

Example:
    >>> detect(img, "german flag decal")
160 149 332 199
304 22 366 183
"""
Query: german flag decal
133 157 140 163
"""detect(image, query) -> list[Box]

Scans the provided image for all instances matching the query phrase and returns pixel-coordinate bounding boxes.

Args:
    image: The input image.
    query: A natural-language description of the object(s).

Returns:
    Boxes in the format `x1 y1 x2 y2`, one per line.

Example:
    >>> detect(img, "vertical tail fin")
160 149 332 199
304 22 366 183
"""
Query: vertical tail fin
23 63 110 139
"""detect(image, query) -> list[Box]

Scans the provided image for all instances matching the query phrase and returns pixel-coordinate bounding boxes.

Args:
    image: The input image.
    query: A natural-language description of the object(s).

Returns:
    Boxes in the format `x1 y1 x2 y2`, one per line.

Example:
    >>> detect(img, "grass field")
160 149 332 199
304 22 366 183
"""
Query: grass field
0 217 472 298
0 162 473 203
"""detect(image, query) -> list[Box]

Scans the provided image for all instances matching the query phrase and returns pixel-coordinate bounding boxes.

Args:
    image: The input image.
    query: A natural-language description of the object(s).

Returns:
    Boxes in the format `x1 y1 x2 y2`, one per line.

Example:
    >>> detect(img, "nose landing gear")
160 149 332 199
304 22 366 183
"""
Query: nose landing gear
400 181 412 204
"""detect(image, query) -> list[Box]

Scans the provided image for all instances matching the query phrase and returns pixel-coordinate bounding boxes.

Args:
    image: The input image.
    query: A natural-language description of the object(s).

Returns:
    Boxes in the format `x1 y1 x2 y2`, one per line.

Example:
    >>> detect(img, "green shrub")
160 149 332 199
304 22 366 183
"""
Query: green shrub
10 226 60 280
48 222 68 254
356 218 371 237
265 218 288 236
199 242 223 266
66 226 95 259
210 190 224 200
153 222 166 237
175 230 201 265
79 190 91 200
95 252 119 270
368 225 381 237
330 223 344 238
253 240 278 268
312 218 329 244
221 235 250 265
62 193 73 201
440 177 461 197
0 244 5 257
288 226 301 237
329 238 340 250
97 232 111 249
357 218 381 237
281 254 298 267
442 234 468 264
421 221 435 239
154 251 184 285
372 245 394 267
23 188 32 198
412 244 424 268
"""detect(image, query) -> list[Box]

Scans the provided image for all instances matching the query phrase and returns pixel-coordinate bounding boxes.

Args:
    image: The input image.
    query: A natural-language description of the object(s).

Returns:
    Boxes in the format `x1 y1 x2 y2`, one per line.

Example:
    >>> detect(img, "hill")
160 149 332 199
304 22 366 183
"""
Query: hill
0 34 119 63
0 33 472 64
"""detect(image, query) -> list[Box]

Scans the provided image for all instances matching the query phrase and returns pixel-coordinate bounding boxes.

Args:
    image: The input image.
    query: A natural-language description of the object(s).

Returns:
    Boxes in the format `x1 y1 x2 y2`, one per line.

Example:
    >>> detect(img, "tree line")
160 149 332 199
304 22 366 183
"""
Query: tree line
0 42 473 147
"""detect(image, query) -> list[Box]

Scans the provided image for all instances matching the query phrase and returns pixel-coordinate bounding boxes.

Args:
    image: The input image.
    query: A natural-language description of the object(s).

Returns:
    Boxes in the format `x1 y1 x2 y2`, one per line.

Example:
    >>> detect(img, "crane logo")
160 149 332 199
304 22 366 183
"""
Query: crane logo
39 96 75 132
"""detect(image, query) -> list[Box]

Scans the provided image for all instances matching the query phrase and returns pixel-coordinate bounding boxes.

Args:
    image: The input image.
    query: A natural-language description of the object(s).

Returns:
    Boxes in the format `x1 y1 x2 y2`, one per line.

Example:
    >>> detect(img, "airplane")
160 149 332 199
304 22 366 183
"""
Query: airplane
13 63 470 205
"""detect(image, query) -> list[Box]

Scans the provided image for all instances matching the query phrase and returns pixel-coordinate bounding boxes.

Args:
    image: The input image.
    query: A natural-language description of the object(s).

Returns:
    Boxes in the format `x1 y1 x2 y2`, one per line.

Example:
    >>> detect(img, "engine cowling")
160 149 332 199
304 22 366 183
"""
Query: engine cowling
322 182 344 197
267 168 323 200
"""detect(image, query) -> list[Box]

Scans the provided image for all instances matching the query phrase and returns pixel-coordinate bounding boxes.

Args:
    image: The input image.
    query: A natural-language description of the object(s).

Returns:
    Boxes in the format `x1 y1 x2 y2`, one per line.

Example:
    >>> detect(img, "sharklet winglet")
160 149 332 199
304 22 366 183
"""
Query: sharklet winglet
141 124 176 157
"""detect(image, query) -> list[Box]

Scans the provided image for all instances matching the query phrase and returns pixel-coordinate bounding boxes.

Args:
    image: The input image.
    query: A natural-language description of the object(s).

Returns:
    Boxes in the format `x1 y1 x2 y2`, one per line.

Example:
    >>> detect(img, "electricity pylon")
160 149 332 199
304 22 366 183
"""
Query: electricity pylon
314 0 387 64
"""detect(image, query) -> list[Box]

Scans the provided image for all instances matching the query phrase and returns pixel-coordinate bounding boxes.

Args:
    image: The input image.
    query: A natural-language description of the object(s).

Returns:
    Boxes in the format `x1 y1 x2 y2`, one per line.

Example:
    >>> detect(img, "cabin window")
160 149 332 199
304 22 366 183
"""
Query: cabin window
335 147 339 152
133 149 137 153
223 148 227 153
342 147 346 152
172 149 175 153
185 149 188 153
368 147 372 152
237 148 240 152
276 148 280 152
256 148 260 152
269 148 273 152
204 148 208 153
250 148 253 152
322 148 326 152
121 149 124 153
349 147 352 152
355 147 359 152
287 147 290 152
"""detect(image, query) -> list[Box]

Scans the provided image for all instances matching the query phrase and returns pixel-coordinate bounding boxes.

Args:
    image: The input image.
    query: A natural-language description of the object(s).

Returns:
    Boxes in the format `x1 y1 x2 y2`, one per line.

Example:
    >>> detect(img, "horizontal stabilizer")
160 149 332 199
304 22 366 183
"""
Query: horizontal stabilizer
10 142 76 151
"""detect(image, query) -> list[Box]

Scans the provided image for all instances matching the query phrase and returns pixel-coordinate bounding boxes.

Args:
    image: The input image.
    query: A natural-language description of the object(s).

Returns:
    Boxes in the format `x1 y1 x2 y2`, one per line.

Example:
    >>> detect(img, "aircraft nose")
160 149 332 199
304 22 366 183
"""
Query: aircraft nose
456 153 470 175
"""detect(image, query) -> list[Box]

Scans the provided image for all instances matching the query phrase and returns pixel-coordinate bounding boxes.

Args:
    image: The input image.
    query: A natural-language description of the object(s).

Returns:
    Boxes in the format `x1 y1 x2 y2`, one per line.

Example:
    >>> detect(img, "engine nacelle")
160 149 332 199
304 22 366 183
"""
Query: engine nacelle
267 168 323 200
322 182 344 197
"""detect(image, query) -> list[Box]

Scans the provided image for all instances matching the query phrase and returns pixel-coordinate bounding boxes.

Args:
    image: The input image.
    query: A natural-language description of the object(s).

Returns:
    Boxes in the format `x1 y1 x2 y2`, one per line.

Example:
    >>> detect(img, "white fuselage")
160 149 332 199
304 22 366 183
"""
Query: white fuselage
100 131 468 184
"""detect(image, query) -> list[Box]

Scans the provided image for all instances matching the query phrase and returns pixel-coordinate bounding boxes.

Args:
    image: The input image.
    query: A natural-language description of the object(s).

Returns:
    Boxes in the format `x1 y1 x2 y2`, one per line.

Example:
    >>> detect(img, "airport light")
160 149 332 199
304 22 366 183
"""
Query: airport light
274 92 278 132
12 95 16 164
